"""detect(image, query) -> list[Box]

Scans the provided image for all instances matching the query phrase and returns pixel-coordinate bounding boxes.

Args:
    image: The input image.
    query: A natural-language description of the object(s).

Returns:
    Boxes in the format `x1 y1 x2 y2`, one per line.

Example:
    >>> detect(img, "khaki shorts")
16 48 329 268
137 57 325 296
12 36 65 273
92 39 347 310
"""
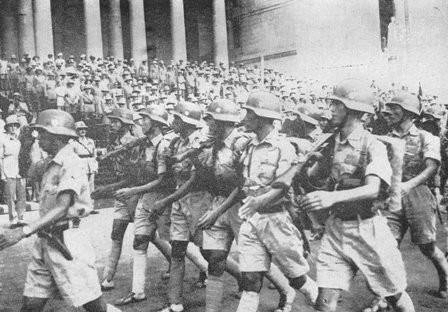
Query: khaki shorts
238 211 309 278
170 190 213 246
317 214 407 296
202 196 242 251
113 194 139 222
23 228 102 307
134 191 171 241
386 184 437 245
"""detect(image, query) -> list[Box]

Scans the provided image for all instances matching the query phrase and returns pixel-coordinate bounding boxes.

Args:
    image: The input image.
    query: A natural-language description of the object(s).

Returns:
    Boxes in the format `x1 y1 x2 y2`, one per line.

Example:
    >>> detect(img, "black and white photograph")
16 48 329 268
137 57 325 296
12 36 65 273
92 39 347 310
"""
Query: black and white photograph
0 1 447 311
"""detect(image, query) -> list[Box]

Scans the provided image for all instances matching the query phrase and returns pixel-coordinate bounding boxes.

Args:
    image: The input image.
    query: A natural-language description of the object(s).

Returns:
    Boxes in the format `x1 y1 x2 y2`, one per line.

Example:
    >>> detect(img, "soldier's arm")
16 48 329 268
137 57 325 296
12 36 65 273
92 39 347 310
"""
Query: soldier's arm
402 158 439 191
22 191 72 236
120 172 167 197
154 171 198 209
91 179 130 199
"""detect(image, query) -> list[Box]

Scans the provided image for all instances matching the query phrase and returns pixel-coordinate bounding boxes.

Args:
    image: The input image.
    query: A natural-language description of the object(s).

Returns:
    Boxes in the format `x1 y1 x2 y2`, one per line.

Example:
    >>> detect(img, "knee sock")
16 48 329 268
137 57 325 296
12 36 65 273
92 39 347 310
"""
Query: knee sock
186 243 208 272
393 292 415 312
265 263 291 296
104 240 123 282
429 247 448 290
168 255 186 305
236 291 259 312
299 276 318 305
131 249 147 296
205 275 224 312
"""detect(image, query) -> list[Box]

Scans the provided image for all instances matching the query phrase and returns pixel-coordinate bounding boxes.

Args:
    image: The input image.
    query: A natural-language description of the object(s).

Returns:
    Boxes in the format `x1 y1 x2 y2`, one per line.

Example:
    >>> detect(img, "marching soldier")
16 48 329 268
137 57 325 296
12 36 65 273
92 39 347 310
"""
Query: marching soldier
382 92 448 299
299 80 414 311
152 101 211 312
235 91 318 312
199 99 299 312
93 108 141 291
113 106 208 306
113 106 175 305
0 109 121 312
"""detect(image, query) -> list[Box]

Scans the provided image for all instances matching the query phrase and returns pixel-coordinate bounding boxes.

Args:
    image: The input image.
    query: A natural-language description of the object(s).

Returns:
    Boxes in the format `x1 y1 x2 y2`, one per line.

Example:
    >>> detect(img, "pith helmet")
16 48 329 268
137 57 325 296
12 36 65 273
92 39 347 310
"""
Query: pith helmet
242 91 282 120
33 109 78 137
327 79 375 114
75 121 88 129
107 108 135 125
173 101 203 128
386 91 421 116
139 105 169 126
205 99 241 123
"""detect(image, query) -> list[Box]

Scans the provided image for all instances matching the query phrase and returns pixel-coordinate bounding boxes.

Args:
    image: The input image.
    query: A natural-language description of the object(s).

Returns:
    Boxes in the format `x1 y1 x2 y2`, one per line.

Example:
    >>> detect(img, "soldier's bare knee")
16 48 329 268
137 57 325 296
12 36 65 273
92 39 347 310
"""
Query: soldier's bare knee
21 296 48 312
315 288 341 312
241 272 264 293
110 219 128 241
418 242 435 258
289 275 307 290
205 250 228 277
171 240 188 259
133 234 152 251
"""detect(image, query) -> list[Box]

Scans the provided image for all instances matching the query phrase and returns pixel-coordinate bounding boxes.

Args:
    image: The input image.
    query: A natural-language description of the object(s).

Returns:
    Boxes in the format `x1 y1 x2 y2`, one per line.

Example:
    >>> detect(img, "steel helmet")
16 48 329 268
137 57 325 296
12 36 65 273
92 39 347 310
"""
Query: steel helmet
107 108 135 125
139 105 170 126
205 99 241 123
33 109 78 137
386 91 421 116
242 91 282 120
173 101 203 128
327 79 375 114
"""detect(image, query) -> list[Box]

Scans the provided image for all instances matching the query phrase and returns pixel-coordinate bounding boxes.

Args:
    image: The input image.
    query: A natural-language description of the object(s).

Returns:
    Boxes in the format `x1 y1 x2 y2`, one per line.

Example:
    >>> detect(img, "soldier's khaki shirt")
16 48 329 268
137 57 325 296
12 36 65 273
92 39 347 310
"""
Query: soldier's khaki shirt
388 124 440 182
40 144 92 218
331 125 391 186
241 129 298 197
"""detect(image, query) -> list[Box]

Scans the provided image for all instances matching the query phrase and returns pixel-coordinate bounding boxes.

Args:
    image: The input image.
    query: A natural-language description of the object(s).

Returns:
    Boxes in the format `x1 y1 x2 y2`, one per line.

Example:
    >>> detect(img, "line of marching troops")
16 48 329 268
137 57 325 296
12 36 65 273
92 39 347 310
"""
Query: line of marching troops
1 77 448 312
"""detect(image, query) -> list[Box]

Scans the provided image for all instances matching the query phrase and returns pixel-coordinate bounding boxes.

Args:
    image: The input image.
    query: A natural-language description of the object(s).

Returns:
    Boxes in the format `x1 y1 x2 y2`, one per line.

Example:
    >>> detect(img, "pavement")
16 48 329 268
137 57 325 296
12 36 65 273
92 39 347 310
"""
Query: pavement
0 206 447 311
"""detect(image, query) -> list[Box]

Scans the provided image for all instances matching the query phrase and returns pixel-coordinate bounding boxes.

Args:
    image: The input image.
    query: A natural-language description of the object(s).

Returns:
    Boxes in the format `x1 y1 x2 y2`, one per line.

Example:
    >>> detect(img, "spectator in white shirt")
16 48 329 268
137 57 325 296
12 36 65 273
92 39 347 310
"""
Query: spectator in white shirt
0 115 26 228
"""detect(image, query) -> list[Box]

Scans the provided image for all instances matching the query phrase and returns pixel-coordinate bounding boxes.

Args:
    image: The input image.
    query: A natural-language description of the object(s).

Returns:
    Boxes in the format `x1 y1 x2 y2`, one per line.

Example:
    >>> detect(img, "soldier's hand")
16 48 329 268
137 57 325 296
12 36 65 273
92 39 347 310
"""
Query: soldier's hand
114 188 135 201
0 228 25 250
400 182 412 197
198 210 219 230
298 191 335 211
238 196 263 220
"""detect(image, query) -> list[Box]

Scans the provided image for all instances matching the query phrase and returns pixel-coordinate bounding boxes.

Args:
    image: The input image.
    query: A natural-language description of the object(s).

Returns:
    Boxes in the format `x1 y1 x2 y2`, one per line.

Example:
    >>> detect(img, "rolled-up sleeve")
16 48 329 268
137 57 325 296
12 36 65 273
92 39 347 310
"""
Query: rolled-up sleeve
365 138 392 186
422 132 441 163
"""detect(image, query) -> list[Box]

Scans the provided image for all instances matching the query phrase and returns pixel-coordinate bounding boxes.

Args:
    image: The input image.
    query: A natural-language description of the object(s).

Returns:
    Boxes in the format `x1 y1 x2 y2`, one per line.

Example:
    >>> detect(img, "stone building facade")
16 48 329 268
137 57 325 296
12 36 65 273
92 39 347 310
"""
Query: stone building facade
0 0 447 91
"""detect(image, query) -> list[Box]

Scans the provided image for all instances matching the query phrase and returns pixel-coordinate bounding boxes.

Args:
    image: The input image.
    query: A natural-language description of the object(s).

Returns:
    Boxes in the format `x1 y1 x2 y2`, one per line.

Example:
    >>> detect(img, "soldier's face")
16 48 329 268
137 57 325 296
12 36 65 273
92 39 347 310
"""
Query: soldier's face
329 100 348 127
141 116 153 133
38 130 58 155
205 116 226 138
110 119 123 132
382 103 403 127
242 109 259 132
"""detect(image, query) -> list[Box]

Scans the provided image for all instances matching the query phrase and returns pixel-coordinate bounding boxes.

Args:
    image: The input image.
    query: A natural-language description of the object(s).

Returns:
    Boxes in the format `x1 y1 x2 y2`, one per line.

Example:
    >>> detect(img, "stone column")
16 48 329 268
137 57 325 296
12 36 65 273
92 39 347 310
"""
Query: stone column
213 0 229 65
0 0 19 57
170 0 187 62
17 0 36 57
109 0 124 59
129 0 147 63
34 0 54 58
83 0 103 58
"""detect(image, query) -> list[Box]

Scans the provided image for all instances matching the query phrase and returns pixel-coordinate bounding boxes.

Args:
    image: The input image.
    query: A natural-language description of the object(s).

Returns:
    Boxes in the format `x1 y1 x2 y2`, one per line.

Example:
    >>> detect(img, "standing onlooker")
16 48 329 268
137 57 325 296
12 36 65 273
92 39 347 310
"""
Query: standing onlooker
0 115 26 228
72 121 98 193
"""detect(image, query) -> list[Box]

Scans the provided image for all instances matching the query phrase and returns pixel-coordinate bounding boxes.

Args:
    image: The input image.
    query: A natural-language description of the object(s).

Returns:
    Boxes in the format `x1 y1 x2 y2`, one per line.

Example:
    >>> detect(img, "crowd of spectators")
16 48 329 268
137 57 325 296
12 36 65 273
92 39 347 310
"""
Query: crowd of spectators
0 52 447 221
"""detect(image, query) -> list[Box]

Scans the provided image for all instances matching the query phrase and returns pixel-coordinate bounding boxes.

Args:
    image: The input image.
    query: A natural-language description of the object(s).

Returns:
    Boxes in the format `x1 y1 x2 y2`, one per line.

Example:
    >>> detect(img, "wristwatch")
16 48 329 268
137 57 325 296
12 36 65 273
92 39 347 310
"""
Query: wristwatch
22 225 33 238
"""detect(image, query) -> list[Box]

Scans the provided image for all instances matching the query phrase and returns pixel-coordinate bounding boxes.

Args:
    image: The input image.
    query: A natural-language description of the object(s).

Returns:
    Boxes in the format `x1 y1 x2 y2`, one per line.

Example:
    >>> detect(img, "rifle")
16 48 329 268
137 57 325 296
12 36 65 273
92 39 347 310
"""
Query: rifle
38 228 73 261
97 136 147 162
